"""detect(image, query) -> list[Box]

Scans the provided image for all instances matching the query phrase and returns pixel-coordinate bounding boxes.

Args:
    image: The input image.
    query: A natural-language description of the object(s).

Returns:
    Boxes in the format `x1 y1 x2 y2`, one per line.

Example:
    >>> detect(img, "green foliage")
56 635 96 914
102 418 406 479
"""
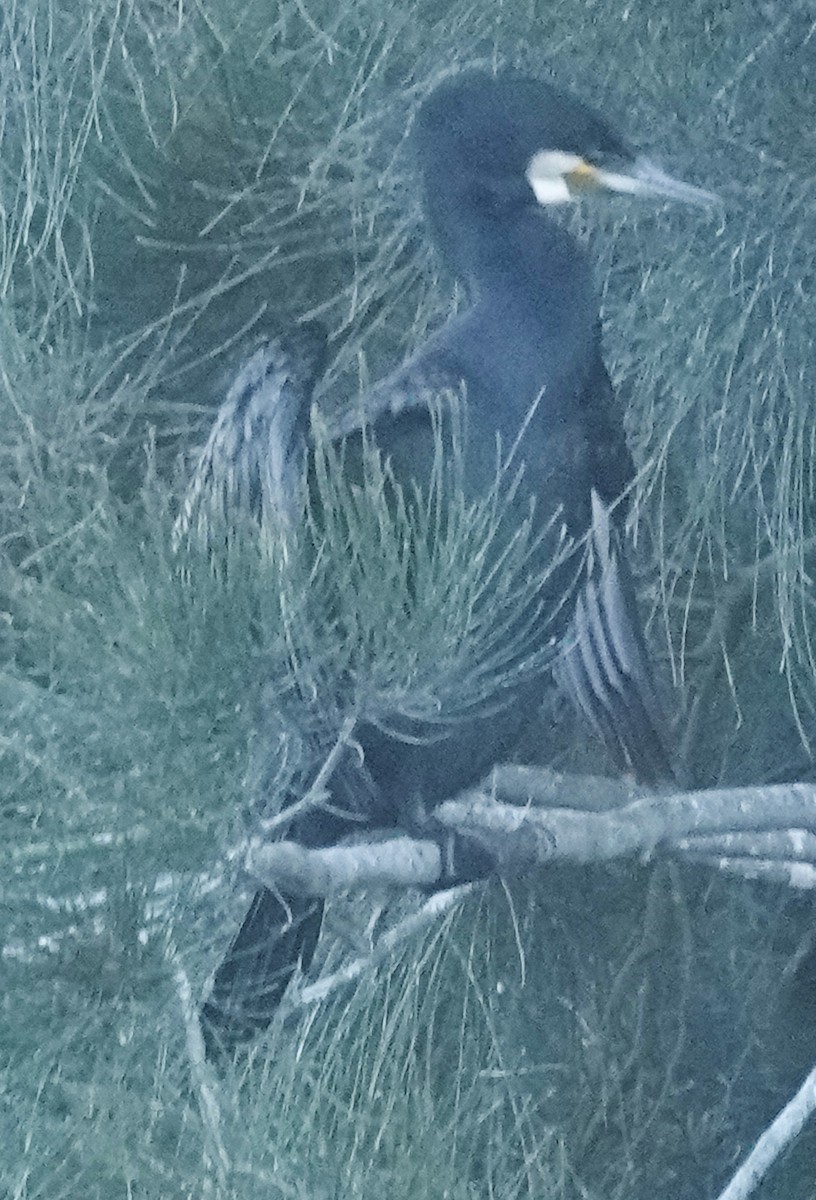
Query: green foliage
3 0 816 1197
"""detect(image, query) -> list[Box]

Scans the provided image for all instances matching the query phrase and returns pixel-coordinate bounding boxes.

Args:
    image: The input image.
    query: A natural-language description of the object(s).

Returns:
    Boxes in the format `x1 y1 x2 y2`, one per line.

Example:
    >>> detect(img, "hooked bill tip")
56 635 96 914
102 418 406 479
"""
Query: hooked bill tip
623 156 721 207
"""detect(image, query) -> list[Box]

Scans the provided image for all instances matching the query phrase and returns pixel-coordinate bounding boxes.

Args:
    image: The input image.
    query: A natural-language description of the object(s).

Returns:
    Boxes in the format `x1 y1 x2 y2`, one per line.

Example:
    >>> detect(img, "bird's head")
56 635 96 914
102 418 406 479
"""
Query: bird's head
414 68 717 212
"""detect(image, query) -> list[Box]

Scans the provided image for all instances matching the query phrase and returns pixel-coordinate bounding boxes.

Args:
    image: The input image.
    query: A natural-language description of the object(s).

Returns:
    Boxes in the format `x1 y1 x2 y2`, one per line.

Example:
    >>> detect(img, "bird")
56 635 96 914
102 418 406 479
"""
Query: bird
194 66 717 1058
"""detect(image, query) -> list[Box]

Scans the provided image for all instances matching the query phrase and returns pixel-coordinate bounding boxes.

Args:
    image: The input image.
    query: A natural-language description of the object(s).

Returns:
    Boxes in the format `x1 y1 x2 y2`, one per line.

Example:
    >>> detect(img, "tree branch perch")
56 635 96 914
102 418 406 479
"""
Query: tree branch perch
247 768 816 895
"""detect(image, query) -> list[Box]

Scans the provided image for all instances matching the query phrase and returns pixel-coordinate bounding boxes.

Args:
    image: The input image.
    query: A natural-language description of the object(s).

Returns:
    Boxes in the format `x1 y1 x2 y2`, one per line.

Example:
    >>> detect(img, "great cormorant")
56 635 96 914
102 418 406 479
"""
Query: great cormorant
194 67 716 1057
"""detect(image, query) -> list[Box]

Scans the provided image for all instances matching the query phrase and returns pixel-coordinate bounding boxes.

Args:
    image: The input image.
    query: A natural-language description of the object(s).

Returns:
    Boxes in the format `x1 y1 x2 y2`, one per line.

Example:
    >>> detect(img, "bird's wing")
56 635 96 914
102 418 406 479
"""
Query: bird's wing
174 322 327 546
557 488 674 785
580 341 638 510
314 321 467 442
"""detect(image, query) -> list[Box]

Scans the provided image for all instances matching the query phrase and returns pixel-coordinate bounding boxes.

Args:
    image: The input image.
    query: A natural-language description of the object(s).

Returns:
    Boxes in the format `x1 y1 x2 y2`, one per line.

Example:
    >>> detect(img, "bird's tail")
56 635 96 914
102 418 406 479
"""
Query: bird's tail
201 888 323 1059
200 746 387 1059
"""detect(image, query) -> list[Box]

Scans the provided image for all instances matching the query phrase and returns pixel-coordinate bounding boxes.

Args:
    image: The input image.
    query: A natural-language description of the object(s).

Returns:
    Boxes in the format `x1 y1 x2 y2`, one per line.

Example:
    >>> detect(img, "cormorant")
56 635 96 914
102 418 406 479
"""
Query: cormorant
194 67 716 1057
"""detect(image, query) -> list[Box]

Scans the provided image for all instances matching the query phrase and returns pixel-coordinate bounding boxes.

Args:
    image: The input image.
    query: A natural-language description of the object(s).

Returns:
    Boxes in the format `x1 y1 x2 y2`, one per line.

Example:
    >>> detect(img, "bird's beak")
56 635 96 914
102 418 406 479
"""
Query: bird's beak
528 150 719 207
587 155 719 207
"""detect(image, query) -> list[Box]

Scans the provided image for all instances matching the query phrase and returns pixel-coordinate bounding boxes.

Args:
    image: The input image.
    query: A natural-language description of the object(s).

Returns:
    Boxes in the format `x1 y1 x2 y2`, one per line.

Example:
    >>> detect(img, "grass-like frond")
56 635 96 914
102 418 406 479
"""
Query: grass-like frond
4 1 816 1196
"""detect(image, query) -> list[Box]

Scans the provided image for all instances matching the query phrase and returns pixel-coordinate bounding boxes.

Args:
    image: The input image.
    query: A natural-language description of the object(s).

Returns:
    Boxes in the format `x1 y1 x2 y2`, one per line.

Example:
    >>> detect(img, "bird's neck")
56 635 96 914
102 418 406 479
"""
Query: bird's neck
427 190 595 329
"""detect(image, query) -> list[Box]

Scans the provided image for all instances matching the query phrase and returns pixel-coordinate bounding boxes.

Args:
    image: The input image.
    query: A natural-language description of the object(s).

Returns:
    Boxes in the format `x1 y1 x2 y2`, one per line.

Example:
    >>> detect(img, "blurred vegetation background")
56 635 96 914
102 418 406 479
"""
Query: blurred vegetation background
2 0 816 1196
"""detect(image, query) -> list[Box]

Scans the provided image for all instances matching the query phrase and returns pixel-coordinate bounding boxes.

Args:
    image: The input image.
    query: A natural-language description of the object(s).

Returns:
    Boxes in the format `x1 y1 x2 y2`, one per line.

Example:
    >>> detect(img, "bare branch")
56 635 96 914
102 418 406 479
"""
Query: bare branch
439 772 816 871
247 834 442 894
244 769 816 896
715 1061 816 1200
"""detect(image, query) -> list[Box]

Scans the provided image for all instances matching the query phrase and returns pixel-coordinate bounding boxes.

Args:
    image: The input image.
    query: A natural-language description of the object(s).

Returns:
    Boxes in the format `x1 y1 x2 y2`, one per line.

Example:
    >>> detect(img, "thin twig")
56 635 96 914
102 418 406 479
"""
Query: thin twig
168 942 230 1185
715 1061 816 1200
284 885 473 1011
260 713 358 835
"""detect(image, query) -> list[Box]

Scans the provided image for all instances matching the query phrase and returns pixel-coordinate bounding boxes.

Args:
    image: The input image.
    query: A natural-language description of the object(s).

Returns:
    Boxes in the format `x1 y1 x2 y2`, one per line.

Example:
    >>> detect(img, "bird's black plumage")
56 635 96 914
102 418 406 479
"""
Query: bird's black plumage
198 67 711 1057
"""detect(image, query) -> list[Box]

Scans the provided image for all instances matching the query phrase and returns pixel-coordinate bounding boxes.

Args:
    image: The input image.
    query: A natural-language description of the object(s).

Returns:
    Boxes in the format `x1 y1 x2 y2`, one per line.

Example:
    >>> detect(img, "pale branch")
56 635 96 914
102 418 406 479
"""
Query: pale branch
440 769 816 869
482 763 651 810
247 834 442 895
481 767 816 844
676 828 816 886
687 857 816 889
243 770 816 896
674 829 816 860
715 1060 816 1200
